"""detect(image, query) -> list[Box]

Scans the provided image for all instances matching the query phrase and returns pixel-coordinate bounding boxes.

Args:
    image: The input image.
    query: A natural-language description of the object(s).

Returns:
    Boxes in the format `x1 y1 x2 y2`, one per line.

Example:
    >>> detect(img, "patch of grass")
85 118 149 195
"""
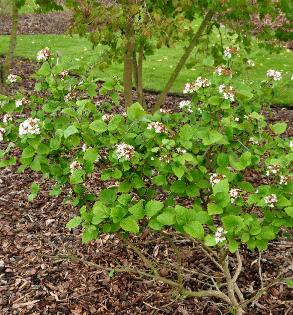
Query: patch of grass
0 33 292 105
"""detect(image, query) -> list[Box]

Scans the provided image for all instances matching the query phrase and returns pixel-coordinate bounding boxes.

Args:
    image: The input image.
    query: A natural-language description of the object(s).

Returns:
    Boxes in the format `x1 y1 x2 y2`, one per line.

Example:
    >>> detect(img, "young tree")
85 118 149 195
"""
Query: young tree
67 0 292 110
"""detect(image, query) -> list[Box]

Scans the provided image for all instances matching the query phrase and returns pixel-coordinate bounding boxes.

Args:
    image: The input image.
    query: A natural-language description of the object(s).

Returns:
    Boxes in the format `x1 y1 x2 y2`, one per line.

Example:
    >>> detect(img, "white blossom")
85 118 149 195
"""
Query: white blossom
290 140 293 148
215 227 227 244
64 91 77 102
82 144 87 152
37 47 50 62
147 122 166 133
224 47 238 59
7 74 18 83
115 143 135 160
102 113 114 122
219 84 235 102
267 69 282 81
179 100 193 113
229 188 241 203
249 137 259 145
215 65 232 76
266 164 280 176
60 70 69 80
2 114 12 124
176 148 187 154
15 98 26 108
247 59 255 67
0 127 5 141
264 194 278 208
234 117 240 122
280 175 289 185
209 173 226 186
183 77 210 94
70 160 82 173
19 118 40 136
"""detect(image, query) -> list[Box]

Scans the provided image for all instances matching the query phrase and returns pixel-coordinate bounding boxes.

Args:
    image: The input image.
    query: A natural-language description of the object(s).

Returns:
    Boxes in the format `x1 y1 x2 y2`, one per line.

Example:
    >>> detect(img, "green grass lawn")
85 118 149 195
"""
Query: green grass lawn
0 33 292 105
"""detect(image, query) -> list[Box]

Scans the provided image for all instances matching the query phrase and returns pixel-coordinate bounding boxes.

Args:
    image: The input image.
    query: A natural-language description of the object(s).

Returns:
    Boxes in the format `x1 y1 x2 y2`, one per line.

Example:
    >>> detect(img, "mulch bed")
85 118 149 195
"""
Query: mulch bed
0 58 293 315
0 12 72 35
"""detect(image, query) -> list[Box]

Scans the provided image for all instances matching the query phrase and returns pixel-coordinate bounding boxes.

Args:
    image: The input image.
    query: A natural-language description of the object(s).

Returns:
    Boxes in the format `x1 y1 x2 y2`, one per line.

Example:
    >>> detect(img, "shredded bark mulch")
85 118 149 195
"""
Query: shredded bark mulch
0 12 72 35
0 57 293 315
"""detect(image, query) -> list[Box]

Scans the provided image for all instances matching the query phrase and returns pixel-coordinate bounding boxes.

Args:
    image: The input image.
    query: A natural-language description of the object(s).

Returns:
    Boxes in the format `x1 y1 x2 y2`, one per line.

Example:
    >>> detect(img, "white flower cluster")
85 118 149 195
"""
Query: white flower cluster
215 65 232 76
280 175 290 185
176 148 187 154
0 127 5 141
7 74 18 83
264 194 278 208
247 59 255 67
64 91 77 102
183 77 210 94
115 143 135 160
179 100 192 113
224 47 238 59
147 122 166 133
70 160 82 173
249 137 259 145
267 69 282 81
219 84 235 102
209 173 226 186
159 154 171 163
19 117 40 136
229 188 241 204
2 114 12 124
215 227 227 244
15 98 28 108
102 113 114 122
37 47 50 62
266 164 280 176
60 70 69 79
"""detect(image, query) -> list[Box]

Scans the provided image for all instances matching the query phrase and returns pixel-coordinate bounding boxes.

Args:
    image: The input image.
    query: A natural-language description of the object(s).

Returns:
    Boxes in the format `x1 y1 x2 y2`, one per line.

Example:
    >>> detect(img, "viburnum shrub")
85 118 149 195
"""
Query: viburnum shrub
0 48 292 314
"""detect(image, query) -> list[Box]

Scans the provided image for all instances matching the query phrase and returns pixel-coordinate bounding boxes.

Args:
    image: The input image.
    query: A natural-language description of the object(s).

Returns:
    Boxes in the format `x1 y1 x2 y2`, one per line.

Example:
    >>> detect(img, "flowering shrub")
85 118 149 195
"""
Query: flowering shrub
0 48 292 312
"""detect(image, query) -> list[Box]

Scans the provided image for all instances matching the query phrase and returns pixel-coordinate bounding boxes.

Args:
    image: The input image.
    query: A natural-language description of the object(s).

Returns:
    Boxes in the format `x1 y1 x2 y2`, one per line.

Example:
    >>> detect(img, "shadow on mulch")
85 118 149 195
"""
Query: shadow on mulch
0 57 292 315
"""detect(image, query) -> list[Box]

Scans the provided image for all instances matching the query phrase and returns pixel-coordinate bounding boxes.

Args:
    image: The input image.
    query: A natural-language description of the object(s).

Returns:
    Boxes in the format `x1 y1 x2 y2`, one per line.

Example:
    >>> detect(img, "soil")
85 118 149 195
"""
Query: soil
0 59 293 314
0 12 72 35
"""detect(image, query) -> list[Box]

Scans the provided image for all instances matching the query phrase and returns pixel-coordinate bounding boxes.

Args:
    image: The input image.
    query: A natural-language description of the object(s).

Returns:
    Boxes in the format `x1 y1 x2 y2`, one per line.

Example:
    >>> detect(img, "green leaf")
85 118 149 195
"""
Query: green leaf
228 240 239 253
82 225 98 243
285 207 293 218
84 148 98 163
172 165 185 179
213 179 229 194
157 209 176 226
90 119 108 134
127 102 146 120
183 221 204 240
145 200 164 217
207 203 223 215
120 216 139 233
108 115 123 131
286 279 293 288
204 234 217 247
64 125 78 138
22 146 35 159
270 122 287 135
179 124 193 140
92 201 109 225
99 187 117 205
129 201 145 219
66 216 83 229
28 182 40 202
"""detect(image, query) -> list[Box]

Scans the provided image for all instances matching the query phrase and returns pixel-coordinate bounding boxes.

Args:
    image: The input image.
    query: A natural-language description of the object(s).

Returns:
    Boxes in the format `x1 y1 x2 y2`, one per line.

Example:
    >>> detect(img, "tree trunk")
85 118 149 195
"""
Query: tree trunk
132 44 146 108
123 3 135 107
152 10 214 113
137 43 146 108
3 1 19 81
